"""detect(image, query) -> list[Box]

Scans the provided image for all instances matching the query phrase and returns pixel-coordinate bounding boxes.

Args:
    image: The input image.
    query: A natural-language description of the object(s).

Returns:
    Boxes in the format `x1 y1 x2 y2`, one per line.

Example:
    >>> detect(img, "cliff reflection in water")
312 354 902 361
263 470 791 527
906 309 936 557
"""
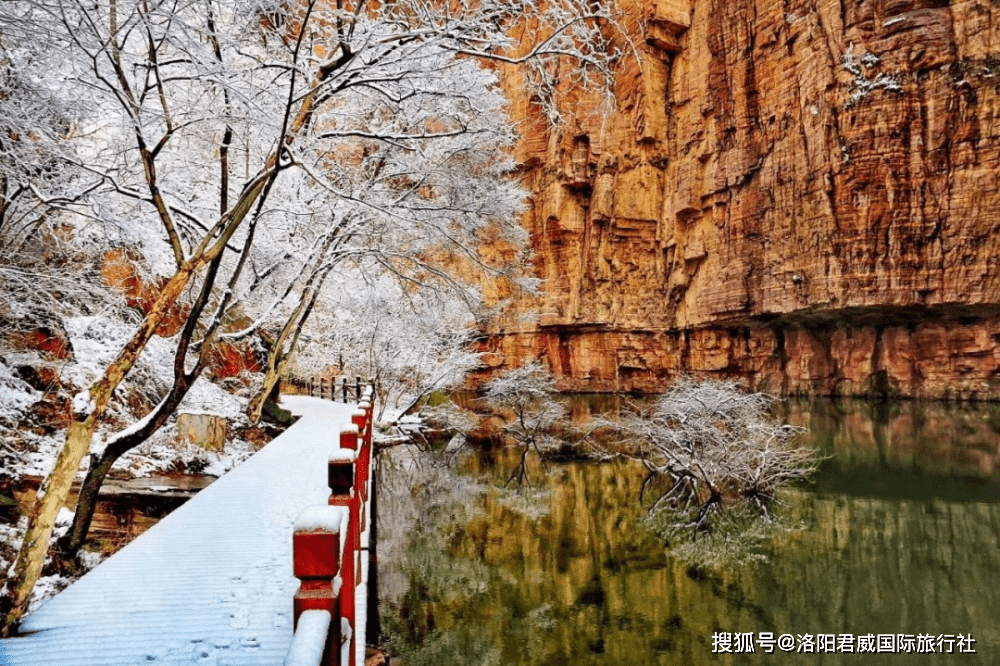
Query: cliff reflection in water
381 400 1000 665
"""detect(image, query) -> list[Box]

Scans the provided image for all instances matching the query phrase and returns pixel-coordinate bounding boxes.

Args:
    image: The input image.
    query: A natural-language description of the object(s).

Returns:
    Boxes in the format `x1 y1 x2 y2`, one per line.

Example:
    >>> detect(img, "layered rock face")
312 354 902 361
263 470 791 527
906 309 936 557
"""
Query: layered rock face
488 0 1000 398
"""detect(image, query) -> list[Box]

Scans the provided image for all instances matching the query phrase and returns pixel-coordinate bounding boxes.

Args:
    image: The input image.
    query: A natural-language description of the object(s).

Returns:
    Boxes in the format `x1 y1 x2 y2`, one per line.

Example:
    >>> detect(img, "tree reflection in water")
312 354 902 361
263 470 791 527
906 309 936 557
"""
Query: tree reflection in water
379 399 1000 665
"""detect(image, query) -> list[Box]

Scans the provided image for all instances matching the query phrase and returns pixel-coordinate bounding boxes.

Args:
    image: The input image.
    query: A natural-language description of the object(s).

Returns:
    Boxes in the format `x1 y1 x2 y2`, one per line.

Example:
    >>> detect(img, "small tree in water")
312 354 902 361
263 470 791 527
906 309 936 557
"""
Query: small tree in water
600 378 818 539
481 363 568 487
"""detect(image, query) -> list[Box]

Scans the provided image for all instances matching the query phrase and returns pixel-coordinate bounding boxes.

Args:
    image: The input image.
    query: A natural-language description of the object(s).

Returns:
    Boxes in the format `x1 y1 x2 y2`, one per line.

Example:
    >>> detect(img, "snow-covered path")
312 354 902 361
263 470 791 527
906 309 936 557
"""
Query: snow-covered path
0 396 356 666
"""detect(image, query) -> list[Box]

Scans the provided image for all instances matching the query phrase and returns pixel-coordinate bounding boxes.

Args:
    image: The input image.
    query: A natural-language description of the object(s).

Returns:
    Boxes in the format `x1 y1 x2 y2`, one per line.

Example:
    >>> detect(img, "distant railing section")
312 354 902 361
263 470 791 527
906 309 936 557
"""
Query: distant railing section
286 376 375 404
285 388 376 666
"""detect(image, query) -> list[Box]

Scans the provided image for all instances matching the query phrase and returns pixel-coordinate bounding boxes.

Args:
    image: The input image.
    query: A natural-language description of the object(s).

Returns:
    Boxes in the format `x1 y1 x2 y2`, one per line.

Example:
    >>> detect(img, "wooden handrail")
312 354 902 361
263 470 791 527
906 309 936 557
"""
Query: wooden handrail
288 384 376 666
290 376 375 404
284 610 332 666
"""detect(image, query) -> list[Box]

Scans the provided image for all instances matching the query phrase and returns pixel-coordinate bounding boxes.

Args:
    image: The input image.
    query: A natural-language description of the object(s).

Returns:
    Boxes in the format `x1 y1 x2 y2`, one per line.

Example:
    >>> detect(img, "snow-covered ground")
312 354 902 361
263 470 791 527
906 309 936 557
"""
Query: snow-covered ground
0 396 357 666
2 313 262 482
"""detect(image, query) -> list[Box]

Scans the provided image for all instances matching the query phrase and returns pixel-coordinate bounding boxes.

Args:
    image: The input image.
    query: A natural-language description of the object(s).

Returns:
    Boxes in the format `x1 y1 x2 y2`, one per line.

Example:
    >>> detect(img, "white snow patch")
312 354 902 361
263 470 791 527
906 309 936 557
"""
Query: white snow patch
60 316 137 389
0 519 27 581
201 441 257 477
329 449 358 463
294 505 349 535
77 549 104 571
178 376 246 422
52 507 75 540
841 44 902 109
444 433 466 454
6 431 65 478
71 390 94 417
27 574 74 613
0 358 42 423
340 618 353 666
354 554 369 666
284 610 331 666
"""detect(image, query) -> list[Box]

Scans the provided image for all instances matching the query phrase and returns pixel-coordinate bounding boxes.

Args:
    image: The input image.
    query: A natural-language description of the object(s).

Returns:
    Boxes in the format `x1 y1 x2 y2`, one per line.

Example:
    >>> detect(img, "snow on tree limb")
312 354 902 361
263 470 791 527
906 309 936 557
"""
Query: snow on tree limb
1 0 619 634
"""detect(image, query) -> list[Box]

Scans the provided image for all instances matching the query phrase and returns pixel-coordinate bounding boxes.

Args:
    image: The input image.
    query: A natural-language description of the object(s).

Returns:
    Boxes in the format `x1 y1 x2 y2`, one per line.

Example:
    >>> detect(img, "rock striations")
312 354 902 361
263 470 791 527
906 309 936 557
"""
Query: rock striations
486 0 1000 399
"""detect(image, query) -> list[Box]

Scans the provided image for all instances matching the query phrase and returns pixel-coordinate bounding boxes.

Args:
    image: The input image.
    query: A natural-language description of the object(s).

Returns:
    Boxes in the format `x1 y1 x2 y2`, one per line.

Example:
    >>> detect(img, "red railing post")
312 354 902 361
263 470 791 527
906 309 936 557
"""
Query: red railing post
358 399 373 446
350 410 369 505
286 391 379 666
328 427 360 666
292 505 345 666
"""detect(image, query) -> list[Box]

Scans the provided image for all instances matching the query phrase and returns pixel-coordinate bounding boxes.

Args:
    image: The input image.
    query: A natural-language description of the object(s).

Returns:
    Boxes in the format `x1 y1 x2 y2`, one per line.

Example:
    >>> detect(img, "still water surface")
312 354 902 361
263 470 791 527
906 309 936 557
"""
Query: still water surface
380 399 1000 665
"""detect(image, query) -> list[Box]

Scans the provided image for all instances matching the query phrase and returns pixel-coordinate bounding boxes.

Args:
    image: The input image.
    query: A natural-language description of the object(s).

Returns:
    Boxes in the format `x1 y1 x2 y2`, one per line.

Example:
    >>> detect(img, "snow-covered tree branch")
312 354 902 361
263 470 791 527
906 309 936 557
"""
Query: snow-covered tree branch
595 378 819 539
0 0 619 634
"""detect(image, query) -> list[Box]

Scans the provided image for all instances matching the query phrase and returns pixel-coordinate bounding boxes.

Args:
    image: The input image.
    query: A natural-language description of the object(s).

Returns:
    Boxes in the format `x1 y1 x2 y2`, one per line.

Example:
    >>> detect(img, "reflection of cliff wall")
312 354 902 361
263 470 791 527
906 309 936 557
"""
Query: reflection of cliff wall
446 462 1000 665
488 0 1000 399
783 399 1000 482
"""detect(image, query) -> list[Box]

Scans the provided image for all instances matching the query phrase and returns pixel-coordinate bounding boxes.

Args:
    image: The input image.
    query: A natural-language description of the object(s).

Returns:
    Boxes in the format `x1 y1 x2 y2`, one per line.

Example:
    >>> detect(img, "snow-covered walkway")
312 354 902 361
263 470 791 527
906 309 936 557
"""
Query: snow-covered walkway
0 396 357 666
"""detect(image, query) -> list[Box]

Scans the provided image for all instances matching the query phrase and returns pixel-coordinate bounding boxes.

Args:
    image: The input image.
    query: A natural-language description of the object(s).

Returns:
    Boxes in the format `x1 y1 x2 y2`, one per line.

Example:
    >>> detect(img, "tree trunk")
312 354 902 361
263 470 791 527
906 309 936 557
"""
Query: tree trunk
1 27 348 632
60 451 116 557
2 416 94 637
247 296 310 423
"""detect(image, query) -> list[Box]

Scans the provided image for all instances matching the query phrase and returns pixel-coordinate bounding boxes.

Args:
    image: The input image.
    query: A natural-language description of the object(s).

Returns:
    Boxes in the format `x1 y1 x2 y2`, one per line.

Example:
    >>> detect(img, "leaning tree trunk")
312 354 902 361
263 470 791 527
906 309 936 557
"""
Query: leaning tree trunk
247 317 303 424
247 331 294 425
59 378 194 555
1 238 231 636
247 271 326 424
2 416 95 636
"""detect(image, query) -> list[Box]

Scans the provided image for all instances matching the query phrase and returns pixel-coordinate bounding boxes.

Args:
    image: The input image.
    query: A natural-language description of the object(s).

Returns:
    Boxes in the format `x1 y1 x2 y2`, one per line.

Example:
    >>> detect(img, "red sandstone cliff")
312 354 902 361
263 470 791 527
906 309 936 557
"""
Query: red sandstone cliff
487 0 1000 399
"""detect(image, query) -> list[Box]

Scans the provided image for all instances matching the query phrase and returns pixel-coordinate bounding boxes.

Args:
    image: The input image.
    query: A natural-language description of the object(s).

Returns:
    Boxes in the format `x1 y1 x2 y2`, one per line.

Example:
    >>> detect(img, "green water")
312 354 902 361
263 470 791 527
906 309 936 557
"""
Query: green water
380 399 1000 665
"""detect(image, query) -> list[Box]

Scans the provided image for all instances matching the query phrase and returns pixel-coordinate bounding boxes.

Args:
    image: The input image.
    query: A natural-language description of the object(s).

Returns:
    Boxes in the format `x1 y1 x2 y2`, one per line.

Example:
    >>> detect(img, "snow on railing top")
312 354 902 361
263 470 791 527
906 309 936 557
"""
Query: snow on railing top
295 505 350 541
329 449 359 463
0 395 371 666
288 398 375 666
284 610 332 666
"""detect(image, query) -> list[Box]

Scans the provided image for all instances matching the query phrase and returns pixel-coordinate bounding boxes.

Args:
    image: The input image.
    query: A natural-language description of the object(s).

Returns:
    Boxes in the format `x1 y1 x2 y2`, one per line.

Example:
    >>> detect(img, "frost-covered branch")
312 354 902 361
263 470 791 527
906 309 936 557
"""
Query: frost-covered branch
596 378 818 538
1 0 618 633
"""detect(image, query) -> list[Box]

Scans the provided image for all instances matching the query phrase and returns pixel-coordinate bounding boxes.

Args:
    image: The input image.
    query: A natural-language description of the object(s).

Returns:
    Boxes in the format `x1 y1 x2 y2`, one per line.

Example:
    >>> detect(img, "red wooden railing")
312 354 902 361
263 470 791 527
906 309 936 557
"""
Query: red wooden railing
287 390 375 666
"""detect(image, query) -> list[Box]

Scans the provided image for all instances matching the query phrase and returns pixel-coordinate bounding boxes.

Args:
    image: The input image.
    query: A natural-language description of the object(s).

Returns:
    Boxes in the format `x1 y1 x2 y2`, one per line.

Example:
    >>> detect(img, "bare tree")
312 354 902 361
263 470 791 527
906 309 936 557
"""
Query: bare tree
0 0 618 633
0 35 77 251
598 378 818 539
291 269 484 422
480 363 568 487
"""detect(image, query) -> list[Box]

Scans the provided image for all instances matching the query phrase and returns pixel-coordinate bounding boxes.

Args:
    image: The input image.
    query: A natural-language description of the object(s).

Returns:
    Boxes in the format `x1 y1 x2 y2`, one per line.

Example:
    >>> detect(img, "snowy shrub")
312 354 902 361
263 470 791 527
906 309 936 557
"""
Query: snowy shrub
61 317 140 391
480 363 571 486
597 377 818 538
